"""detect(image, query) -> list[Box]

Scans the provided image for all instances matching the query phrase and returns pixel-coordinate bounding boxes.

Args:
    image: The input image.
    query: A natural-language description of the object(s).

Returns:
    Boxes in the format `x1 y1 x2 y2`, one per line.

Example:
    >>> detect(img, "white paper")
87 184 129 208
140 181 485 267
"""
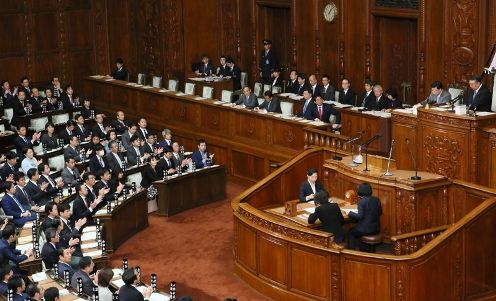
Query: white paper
23 222 34 229
81 242 98 249
82 226 97 233
81 232 96 241
59 289 70 296
142 86 153 89
159 89 169 93
83 250 102 257
104 79 114 81
474 111 496 116
297 213 310 219
31 272 47 282
175 92 186 96
150 293 171 301
94 209 109 216
112 279 125 288
112 269 123 276
303 207 315 214
16 243 32 252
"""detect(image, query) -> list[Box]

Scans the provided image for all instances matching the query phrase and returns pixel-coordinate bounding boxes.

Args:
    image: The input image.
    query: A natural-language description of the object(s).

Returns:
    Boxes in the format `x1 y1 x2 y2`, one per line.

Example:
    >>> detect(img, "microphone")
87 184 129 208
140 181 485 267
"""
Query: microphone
360 133 382 146
449 90 465 106
405 138 421 180
344 131 365 145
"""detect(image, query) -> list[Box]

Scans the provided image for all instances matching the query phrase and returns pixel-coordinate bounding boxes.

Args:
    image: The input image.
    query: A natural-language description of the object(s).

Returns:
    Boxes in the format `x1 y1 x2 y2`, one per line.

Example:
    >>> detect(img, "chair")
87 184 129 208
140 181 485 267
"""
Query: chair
360 233 383 253
257 98 265 105
33 144 43 155
263 84 271 95
272 86 282 94
184 83 196 95
137 73 146 85
168 80 178 91
221 90 233 103
280 101 294 115
152 76 162 88
253 82 263 97
448 84 465 100
0 124 4 132
48 154 65 172
30 116 49 132
335 91 340 102
202 86 214 99
240 72 248 88
52 113 69 125
126 171 143 188
3 108 13 123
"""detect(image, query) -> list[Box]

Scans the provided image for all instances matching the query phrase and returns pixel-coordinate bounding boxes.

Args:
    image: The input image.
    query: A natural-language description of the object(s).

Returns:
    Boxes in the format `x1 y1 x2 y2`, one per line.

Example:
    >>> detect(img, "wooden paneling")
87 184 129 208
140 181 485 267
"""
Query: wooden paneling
235 221 257 272
290 246 330 299
258 235 288 286
343 259 391 301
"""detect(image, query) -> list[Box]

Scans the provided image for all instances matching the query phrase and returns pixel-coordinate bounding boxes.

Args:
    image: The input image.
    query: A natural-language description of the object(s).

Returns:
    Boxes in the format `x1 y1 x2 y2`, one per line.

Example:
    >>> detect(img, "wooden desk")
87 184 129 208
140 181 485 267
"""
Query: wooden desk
153 165 226 216
186 77 233 100
84 76 324 184
95 190 149 251
392 107 496 186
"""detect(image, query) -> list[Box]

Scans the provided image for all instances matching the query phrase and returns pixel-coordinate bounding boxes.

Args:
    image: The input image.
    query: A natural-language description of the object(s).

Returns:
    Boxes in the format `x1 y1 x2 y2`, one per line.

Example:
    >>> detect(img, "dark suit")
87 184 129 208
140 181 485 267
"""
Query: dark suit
27 97 42 113
235 93 258 109
112 119 128 135
311 103 341 124
71 270 94 296
92 123 107 139
197 63 214 76
38 174 59 196
364 95 389 111
14 186 33 211
359 91 375 108
270 77 284 89
106 152 124 173
0 281 7 297
136 128 149 142
258 98 281 113
217 65 230 77
286 79 298 94
59 218 82 259
0 238 27 267
321 85 335 101
125 146 144 166
140 165 159 189
259 49 277 84
111 67 129 81
121 131 132 149
298 98 316 120
191 151 212 169
338 89 357 106
230 65 242 91
24 181 50 206
14 136 38 160
81 107 92 119
41 133 59 150
61 167 81 187
0 164 16 181
296 83 311 96
60 93 76 109
41 242 58 270
348 196 382 250
10 99 27 127
467 84 492 112
89 155 106 174
310 84 323 98
74 124 90 140
71 195 93 222
64 146 81 162
1 194 37 227
299 180 324 202
171 152 187 173
308 202 345 243
143 142 155 155
2 90 16 106
58 261 75 282
119 284 146 301
157 157 176 179
58 128 73 145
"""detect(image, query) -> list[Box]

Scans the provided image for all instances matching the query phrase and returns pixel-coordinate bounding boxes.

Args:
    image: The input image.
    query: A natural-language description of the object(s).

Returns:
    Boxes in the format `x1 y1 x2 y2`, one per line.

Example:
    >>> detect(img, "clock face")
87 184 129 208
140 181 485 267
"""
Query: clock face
323 2 338 22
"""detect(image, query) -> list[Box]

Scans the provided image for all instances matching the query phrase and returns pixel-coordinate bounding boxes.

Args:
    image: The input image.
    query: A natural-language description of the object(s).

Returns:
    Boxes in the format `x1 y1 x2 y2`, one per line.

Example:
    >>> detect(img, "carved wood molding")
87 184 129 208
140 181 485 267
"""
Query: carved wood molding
237 206 330 248
57 0 68 82
451 0 477 84
417 111 471 127
395 264 406 301
391 113 417 124
93 0 110 75
330 254 341 301
423 134 462 178
395 189 416 234
140 0 163 76
163 0 183 78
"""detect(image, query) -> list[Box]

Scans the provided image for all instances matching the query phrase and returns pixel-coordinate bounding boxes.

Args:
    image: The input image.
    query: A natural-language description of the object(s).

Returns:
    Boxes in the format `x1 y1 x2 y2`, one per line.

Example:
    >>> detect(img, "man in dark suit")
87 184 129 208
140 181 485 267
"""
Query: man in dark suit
321 75 335 101
42 88 57 111
10 91 28 128
1 80 17 106
308 190 345 244
216 56 230 77
74 114 91 141
59 85 78 109
338 78 357 106
299 167 324 202
125 135 149 166
13 171 38 211
309 75 323 98
0 224 32 270
235 86 258 109
348 183 382 250
38 163 64 196
259 39 277 84
136 117 149 142
25 168 51 206
106 141 125 173
143 133 158 155
467 74 492 112
157 128 172 149
1 181 37 227
19 77 32 96
14 125 41 160
70 256 95 296
256 91 281 113
191 139 214 169
41 227 59 270
311 96 341 124
57 247 76 281
110 58 129 81
92 114 109 139
112 111 128 135
64 135 83 162
0 151 17 181
89 144 106 174
298 89 316 120
226 57 242 91
171 141 190 172
39 202 59 233
61 157 81 187
195 54 214 76
286 70 298 93
94 169 123 203
157 147 176 178
58 203 86 257
119 268 153 301
270 69 284 89
71 184 104 223
359 79 375 107
364 84 389 111
27 87 43 113
121 123 138 149
59 120 76 145
51 76 64 98
295 74 311 96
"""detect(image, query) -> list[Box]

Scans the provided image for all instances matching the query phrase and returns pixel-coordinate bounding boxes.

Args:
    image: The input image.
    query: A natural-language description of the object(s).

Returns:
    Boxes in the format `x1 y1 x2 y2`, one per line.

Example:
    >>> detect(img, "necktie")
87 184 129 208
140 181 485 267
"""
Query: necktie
318 106 323 119
303 100 309 114
114 153 123 168
65 220 72 231
23 137 28 143
11 195 25 213
21 188 31 204
45 175 55 187
99 157 104 167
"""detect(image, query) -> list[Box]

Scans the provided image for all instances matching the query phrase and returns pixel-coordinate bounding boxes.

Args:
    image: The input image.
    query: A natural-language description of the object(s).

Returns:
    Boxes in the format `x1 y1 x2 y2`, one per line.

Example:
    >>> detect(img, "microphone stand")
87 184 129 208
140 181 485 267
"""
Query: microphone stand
332 142 342 161
349 142 358 167
405 138 421 180
360 134 382 172
384 139 395 176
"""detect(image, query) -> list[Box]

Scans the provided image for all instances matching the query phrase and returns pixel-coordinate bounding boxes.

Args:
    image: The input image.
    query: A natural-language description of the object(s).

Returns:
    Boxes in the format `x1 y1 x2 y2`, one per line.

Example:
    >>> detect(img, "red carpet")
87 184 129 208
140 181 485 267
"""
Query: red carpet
110 182 271 301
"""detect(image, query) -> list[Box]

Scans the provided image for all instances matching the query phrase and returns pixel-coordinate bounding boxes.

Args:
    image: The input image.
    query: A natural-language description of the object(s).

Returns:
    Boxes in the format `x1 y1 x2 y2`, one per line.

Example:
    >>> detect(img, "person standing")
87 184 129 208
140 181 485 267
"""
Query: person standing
259 40 277 84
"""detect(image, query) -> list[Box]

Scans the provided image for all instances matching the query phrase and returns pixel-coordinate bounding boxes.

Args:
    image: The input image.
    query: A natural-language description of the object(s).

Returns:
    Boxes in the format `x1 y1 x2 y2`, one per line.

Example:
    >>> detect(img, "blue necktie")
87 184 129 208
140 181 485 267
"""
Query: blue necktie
11 195 25 213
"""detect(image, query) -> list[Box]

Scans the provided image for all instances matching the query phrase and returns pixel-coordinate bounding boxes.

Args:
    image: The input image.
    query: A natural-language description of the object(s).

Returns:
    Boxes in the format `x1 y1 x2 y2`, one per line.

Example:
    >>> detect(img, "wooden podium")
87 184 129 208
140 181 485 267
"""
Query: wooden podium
392 107 496 186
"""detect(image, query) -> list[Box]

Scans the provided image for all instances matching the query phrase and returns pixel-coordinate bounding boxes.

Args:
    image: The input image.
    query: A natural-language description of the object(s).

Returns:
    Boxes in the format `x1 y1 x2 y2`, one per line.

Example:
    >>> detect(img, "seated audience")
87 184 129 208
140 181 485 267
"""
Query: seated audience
467 74 492 112
364 84 388 111
384 87 403 110
74 114 91 141
299 167 324 202
7 275 25 301
157 147 176 179
157 128 173 149
1 182 37 227
41 227 60 270
14 125 40 160
296 74 310 96
106 141 125 173
110 58 129 81
235 86 258 108
270 69 283 89
21 147 41 174
57 247 75 281
136 117 149 141
308 190 345 244
71 184 104 223
70 256 95 296
256 91 281 113
191 139 214 169
0 265 13 296
25 168 51 206
61 157 81 187
0 224 32 269
311 95 341 124
92 114 110 139
14 171 39 212
320 74 335 101
60 85 78 108
195 54 214 76
359 79 375 107
298 89 315 120
39 202 59 232
126 135 149 166
81 98 93 119
25 282 44 301
119 267 152 301
171 141 190 172
59 120 76 145
121 123 138 149
40 122 59 150
226 57 242 91
89 144 107 174
112 111 128 135
37 163 64 194
216 55 229 77
338 78 357 106
0 151 17 182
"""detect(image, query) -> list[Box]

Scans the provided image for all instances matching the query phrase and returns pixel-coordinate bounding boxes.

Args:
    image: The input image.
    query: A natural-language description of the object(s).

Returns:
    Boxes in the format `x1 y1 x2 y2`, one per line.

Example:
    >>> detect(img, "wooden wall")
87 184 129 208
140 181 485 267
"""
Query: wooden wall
2 0 495 104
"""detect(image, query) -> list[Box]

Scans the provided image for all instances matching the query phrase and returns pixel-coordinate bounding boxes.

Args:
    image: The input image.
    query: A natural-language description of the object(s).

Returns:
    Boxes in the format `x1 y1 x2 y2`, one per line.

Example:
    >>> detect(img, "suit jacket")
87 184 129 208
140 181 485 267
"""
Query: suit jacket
259 50 277 81
235 93 258 109
191 150 212 169
41 133 59 150
386 98 403 109
364 95 389 111
0 239 27 266
0 163 16 182
198 63 214 76
125 146 144 166
217 65 230 77
299 180 324 202
467 84 492 112
258 98 281 113
171 152 187 172
10 99 27 127
321 85 335 101
58 261 75 282
38 174 59 196
92 123 107 139
359 91 375 108
112 119 128 135
27 96 42 113
71 195 93 223
271 77 284 88
121 131 132 149
136 128 149 142
1 194 37 227
310 103 341 124
14 186 34 211
61 167 80 187
24 181 50 206
310 84 323 98
338 89 358 106
14 136 38 159
140 165 159 189
348 196 382 234
106 152 124 173
64 146 81 162
230 65 242 91
89 155 106 174
308 202 345 243
296 83 311 96
81 107 92 119
74 124 90 140
143 142 155 155
41 242 58 269
119 284 145 301
0 281 7 297
111 67 129 81
286 79 298 94
298 99 316 120
157 157 176 179
71 270 94 296
60 92 76 109
427 89 452 104
58 128 73 145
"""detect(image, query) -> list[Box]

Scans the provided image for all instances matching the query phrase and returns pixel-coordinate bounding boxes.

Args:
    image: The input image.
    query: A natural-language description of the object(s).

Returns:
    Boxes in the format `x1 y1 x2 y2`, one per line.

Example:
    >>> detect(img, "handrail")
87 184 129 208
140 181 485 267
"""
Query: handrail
390 225 450 255
303 127 350 150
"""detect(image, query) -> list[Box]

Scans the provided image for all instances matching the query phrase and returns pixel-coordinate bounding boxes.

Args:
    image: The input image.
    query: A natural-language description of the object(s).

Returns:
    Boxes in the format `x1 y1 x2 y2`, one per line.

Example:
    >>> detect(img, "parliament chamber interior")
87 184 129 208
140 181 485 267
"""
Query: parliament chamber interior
0 0 496 300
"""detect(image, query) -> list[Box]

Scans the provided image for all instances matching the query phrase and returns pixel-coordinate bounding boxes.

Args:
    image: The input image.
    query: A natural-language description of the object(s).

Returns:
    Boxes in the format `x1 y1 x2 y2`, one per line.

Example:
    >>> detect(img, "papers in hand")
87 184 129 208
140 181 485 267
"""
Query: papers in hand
112 278 125 288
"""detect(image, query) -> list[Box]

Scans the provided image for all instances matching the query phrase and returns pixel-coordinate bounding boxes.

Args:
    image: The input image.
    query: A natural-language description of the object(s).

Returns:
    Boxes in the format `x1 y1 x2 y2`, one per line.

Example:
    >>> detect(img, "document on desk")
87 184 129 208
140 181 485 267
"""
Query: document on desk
17 236 31 245
303 207 315 214
83 250 102 257
81 242 98 249
342 208 358 214
82 226 97 233
16 243 32 252
297 213 310 220
81 231 96 241
150 292 171 301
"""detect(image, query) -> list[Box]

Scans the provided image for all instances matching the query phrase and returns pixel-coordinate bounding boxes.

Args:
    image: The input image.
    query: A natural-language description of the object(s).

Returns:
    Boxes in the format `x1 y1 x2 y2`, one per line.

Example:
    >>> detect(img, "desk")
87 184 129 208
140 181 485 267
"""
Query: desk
94 190 149 251
84 76 324 184
153 165 226 216
17 107 82 132
186 77 233 100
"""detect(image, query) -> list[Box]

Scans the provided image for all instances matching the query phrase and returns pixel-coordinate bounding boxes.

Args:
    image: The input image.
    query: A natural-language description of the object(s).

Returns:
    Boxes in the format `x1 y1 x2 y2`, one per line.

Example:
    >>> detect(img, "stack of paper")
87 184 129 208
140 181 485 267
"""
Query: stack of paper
112 278 125 288
83 250 102 257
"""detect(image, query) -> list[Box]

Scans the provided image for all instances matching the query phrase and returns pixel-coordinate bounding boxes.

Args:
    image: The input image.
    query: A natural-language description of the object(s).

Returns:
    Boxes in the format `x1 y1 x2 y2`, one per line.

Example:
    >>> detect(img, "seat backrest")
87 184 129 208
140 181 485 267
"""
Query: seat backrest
4 108 13 122
0 124 4 132
30 116 49 132
126 172 143 188
33 144 43 155
48 154 65 172
263 84 271 94
168 79 178 91
137 73 146 85
184 82 196 95
257 98 265 105
253 82 262 97
221 90 233 103
448 87 464 99
52 113 70 125
280 101 294 115
202 86 214 99
335 91 340 101
240 72 248 88
152 76 162 88
272 86 282 94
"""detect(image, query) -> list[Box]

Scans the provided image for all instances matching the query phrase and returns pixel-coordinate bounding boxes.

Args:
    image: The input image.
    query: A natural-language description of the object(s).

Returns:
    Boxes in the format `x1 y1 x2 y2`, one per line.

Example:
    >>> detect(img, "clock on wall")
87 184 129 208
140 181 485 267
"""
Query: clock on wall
323 2 338 23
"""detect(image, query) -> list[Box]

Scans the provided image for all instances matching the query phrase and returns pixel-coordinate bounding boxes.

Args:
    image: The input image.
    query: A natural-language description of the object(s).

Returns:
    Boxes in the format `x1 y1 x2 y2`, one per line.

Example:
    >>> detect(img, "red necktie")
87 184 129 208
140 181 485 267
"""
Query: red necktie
318 106 323 119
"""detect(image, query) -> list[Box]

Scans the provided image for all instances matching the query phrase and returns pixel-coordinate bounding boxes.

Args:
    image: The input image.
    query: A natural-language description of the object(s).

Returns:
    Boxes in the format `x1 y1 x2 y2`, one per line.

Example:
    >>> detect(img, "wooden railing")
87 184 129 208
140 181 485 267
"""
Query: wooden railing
390 225 450 255
303 127 350 151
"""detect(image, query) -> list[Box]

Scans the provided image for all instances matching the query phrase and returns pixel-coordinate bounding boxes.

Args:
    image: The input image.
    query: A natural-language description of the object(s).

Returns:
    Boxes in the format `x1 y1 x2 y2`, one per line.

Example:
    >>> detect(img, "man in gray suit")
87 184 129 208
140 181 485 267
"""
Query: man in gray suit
121 123 138 149
61 157 81 187
125 135 149 166
424 81 452 105
71 256 95 296
235 86 258 109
